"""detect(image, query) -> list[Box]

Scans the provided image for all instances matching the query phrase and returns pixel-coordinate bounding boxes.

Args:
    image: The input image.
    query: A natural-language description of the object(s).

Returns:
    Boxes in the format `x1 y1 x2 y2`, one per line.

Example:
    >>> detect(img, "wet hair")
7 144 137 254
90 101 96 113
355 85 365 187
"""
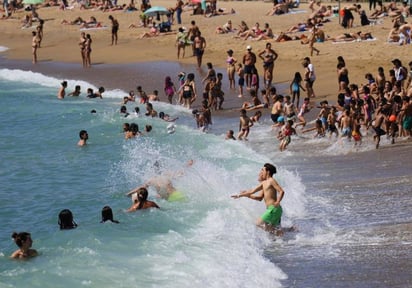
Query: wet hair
75 85 81 91
145 125 152 132
134 107 140 113
79 130 87 139
101 206 119 223
98 87 105 93
120 105 127 113
11 232 31 248
130 123 140 134
61 81 67 87
159 112 165 119
206 62 213 69
123 122 130 131
263 163 277 176
136 187 149 209
58 209 77 230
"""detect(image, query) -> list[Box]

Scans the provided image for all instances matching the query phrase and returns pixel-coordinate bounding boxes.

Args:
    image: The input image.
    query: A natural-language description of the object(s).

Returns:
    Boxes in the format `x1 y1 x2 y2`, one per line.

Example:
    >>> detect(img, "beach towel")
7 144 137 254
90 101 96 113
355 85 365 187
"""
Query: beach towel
80 25 108 31
332 37 377 44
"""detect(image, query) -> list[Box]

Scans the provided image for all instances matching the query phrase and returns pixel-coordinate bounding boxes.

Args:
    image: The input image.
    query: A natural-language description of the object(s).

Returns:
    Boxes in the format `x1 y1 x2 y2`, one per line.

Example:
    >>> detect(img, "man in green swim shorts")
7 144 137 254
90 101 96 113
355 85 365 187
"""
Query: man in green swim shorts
232 163 285 234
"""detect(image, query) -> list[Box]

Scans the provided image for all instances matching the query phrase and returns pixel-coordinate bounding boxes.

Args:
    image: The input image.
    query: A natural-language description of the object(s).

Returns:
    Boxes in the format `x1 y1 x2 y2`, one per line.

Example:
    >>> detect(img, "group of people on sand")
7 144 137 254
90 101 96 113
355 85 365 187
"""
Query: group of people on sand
223 52 412 152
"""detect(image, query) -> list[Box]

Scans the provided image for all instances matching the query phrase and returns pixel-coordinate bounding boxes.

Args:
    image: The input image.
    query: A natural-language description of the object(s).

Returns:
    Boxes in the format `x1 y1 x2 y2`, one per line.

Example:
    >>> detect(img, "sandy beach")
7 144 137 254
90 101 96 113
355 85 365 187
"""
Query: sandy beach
0 0 409 110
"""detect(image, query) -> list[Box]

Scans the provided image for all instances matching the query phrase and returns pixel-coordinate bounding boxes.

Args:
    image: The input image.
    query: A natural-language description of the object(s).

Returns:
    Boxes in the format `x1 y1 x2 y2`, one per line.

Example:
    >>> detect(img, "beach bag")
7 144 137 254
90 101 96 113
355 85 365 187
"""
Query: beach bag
58 209 78 230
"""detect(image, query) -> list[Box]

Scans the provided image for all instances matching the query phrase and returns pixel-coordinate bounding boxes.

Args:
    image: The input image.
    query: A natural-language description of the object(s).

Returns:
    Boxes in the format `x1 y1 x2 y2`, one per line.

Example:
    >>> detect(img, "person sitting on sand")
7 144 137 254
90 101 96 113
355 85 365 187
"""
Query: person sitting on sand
216 19 234 34
236 20 249 36
266 1 289 16
140 22 160 38
241 22 263 40
252 23 274 41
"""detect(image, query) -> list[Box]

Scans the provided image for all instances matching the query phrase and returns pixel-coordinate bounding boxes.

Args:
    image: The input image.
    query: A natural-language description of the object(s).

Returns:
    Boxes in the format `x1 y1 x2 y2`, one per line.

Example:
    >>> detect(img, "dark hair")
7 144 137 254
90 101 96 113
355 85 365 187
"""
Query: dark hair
79 130 87 139
58 209 77 230
137 187 149 210
263 163 277 176
11 232 31 248
101 206 119 223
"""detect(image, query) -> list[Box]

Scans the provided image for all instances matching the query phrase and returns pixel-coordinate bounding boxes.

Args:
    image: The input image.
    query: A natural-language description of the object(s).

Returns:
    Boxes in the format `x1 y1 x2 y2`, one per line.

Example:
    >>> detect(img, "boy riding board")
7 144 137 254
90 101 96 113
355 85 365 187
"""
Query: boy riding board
232 163 285 235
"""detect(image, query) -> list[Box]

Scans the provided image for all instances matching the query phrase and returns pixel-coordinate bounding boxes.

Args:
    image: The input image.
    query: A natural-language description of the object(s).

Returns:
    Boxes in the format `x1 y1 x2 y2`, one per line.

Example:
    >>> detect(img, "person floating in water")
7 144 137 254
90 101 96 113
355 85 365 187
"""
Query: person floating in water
78 130 88 146
10 232 38 259
232 163 288 236
101 206 119 223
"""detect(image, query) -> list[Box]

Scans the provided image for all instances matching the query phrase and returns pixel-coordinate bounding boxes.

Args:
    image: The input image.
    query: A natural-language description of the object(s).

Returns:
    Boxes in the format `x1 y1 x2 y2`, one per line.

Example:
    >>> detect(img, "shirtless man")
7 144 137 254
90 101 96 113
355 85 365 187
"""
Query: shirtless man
231 163 285 235
78 130 88 146
373 102 388 148
242 46 257 89
340 109 352 140
108 15 119 45
237 109 253 140
193 31 206 68
187 20 200 56
271 94 284 124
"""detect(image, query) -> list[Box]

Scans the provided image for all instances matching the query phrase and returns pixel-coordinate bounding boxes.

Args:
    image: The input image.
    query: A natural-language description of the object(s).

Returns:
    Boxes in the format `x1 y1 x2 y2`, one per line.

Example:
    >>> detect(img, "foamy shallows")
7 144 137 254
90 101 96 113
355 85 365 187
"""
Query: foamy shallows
1 68 411 288
0 69 305 288
0 46 9 52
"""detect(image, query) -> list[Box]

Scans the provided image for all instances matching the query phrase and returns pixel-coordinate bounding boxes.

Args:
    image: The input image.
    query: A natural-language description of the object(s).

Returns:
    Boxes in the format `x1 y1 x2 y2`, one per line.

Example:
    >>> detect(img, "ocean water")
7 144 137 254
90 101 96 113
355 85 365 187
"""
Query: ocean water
0 67 411 288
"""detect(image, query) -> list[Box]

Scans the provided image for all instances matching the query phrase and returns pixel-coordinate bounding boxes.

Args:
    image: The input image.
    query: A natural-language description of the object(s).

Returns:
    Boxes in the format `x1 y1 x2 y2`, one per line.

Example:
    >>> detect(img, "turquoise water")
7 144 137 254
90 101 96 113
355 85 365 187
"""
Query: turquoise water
1 67 412 288
0 69 306 287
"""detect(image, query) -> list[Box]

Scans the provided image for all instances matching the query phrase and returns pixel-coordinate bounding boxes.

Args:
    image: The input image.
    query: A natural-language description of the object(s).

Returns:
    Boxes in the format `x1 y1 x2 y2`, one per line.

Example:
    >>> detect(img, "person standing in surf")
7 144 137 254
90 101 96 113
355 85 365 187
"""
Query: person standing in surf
231 163 285 235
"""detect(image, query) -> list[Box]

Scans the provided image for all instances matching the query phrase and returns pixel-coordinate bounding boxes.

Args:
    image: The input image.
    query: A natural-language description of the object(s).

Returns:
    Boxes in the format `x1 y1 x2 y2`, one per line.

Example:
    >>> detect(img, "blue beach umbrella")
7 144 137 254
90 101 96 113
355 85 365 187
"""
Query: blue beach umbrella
143 6 169 18
23 0 44 4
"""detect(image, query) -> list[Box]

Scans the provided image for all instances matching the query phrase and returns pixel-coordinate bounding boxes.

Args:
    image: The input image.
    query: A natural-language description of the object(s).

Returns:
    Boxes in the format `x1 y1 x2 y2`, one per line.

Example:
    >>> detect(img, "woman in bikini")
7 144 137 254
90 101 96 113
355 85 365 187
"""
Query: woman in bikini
258 42 278 89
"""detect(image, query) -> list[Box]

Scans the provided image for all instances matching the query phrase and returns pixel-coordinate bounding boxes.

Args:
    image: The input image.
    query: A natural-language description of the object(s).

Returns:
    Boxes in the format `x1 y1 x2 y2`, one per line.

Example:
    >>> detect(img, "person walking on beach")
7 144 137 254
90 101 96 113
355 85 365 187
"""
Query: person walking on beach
258 42 278 89
78 130 88 146
243 45 257 89
109 15 119 45
226 49 237 90
303 57 316 98
10 232 38 259
36 19 44 48
79 32 87 68
84 34 92 68
175 0 184 25
231 163 285 236
290 72 305 108
194 31 206 68
31 31 40 64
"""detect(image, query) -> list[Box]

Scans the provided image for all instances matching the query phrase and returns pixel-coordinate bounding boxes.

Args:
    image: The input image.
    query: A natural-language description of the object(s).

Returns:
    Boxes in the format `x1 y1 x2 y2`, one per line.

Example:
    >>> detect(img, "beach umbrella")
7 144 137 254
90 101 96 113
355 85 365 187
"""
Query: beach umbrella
22 0 44 4
143 6 169 18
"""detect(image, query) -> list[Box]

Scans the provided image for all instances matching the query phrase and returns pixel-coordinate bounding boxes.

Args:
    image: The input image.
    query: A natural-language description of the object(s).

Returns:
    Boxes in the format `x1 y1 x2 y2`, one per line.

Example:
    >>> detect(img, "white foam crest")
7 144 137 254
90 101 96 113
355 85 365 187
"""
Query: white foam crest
0 46 9 52
146 208 287 288
0 68 128 99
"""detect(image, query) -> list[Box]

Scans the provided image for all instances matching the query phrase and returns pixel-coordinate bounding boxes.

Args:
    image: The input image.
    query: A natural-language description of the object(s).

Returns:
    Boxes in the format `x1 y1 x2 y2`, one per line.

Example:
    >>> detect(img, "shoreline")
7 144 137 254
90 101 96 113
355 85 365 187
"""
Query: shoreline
1 1 411 119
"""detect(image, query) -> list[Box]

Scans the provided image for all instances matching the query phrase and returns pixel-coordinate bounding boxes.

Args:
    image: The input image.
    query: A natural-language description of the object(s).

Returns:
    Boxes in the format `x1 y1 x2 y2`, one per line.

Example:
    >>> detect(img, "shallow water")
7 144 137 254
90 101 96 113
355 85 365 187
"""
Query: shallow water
0 67 411 288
